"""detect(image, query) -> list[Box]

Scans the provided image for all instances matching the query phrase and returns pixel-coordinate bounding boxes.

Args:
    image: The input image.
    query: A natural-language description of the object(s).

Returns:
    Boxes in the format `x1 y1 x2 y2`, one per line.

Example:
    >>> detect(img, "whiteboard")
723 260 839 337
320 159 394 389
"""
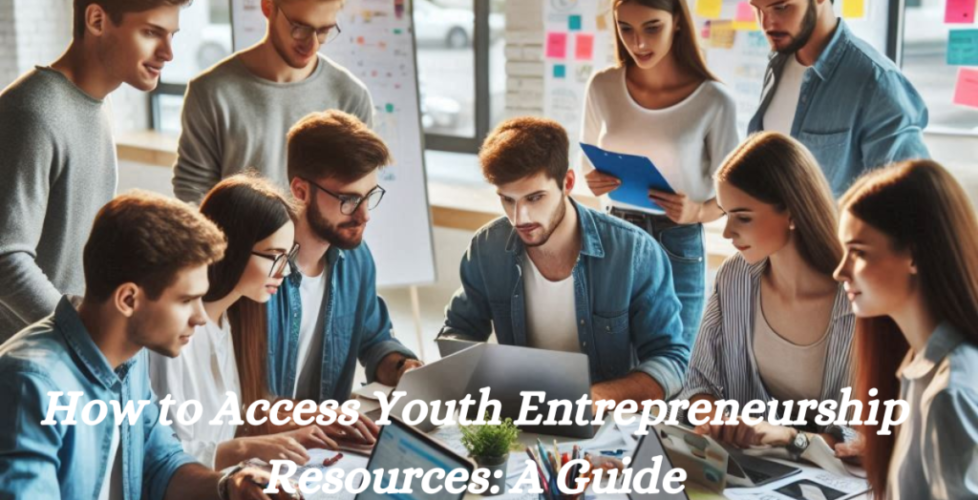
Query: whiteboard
230 0 436 288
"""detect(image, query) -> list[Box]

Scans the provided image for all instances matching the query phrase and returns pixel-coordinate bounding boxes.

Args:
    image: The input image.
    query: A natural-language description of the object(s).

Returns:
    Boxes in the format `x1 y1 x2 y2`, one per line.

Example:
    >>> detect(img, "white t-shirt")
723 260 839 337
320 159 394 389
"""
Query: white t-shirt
148 315 241 467
762 54 809 135
295 267 328 399
581 66 740 214
97 418 122 500
522 256 580 354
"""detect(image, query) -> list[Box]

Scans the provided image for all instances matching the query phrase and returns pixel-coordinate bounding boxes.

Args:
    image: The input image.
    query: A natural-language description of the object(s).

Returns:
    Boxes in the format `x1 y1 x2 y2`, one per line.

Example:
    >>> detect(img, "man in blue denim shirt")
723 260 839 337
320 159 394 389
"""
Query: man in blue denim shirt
266 111 420 405
441 118 690 403
0 192 285 500
747 0 929 197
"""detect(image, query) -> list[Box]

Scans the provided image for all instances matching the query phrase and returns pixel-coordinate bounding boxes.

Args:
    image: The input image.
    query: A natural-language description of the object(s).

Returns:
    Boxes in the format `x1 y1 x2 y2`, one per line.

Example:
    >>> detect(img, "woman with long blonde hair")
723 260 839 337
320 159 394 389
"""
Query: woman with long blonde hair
834 160 978 499
582 0 739 343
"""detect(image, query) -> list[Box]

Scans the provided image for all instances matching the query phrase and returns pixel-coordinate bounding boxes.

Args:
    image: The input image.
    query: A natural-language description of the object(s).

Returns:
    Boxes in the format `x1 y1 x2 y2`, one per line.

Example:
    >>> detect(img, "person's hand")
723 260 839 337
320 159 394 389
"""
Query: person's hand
649 190 702 224
396 358 424 382
694 417 796 449
228 467 303 500
316 406 379 446
834 432 864 461
238 432 317 465
586 170 621 197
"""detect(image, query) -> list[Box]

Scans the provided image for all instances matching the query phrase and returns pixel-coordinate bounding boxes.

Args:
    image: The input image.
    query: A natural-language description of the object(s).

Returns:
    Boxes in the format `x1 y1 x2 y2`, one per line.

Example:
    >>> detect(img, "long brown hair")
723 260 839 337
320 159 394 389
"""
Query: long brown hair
715 132 842 276
839 160 978 496
199 174 297 408
613 0 718 82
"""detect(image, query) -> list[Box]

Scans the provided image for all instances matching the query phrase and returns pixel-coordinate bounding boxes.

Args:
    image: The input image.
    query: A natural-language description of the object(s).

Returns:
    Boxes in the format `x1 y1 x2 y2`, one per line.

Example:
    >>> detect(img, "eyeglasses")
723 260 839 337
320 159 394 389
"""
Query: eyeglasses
302 177 387 216
252 242 300 278
277 7 342 44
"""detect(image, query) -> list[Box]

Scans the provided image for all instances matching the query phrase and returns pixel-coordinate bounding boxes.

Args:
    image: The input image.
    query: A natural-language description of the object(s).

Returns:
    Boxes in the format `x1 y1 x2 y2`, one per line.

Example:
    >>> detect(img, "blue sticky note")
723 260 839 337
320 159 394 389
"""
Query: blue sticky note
948 30 978 66
569 15 582 31
553 64 566 78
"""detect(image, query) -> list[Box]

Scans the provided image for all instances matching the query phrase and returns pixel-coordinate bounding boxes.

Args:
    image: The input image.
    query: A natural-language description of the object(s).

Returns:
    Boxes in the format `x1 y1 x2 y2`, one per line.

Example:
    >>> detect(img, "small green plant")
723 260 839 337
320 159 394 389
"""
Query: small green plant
460 414 521 459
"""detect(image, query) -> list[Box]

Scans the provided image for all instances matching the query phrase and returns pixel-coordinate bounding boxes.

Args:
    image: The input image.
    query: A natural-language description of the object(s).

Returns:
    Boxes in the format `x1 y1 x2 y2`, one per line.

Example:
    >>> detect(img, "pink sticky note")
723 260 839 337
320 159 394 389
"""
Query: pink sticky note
736 1 755 21
946 0 977 23
954 68 978 109
575 34 594 60
546 32 568 59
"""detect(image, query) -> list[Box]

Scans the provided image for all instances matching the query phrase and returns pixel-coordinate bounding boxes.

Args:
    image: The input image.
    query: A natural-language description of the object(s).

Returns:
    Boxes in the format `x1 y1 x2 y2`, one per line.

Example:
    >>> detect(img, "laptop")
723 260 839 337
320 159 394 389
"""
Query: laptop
355 416 474 500
628 429 690 500
435 332 480 358
390 343 596 438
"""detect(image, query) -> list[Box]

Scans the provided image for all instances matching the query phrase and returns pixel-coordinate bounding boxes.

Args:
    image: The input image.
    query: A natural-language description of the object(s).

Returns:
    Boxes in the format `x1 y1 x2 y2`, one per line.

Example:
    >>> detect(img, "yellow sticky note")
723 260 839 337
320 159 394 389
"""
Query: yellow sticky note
696 0 723 19
709 21 737 49
843 0 865 19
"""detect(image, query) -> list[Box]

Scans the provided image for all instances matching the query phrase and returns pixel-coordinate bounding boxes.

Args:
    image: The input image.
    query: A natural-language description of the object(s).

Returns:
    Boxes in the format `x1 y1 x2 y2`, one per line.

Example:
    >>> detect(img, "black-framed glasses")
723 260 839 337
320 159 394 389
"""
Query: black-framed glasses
277 6 341 44
302 177 386 215
252 242 300 278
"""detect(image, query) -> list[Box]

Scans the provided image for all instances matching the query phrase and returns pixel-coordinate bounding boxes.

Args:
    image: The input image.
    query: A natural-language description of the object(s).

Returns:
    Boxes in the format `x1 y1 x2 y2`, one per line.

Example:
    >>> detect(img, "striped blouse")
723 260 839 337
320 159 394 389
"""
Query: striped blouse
679 254 856 433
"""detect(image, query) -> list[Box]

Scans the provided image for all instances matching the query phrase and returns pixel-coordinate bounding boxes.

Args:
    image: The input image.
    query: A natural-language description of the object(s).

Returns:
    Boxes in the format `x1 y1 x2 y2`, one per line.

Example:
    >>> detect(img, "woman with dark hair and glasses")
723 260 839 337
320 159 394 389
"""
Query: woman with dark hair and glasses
149 174 375 469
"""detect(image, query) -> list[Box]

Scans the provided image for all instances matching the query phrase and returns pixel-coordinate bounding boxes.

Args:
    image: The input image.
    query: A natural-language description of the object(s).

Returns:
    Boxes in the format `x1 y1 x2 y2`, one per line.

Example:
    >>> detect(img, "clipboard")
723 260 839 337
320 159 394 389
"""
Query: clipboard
581 142 674 211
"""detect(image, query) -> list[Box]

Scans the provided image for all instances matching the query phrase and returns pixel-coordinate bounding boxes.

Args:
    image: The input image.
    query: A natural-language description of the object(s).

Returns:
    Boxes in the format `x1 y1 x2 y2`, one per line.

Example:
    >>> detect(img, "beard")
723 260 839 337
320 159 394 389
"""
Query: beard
521 194 567 248
307 198 365 250
775 0 818 55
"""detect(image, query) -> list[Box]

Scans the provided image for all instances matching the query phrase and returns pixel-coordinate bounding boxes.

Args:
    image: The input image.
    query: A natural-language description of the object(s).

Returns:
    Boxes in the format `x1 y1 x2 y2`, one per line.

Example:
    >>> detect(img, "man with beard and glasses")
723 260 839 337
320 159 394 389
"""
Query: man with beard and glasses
172 0 374 203
747 0 929 198
440 117 690 406
266 110 420 405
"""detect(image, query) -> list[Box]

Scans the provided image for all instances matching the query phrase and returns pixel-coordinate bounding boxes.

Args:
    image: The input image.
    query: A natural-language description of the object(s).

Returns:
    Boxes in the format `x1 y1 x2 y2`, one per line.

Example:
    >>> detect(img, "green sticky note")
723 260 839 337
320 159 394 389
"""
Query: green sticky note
948 30 978 66
553 64 566 78
386 103 395 113
569 15 582 31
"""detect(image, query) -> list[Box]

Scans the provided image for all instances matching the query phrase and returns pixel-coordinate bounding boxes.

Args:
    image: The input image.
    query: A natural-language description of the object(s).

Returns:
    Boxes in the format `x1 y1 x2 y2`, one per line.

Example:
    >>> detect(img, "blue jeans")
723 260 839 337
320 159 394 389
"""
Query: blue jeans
610 208 706 345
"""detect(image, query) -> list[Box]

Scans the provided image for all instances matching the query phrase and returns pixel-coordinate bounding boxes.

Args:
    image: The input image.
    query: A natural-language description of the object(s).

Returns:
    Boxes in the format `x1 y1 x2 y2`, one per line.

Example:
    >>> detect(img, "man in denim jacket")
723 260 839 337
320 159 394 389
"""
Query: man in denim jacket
748 0 929 197
0 192 286 500
266 111 420 405
441 118 690 404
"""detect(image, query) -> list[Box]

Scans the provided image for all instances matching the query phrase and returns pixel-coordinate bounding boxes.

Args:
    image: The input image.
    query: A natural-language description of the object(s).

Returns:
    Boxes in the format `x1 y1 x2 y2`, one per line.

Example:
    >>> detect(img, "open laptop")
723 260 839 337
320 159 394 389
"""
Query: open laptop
390 343 595 438
435 332 480 358
355 417 474 500
628 429 690 500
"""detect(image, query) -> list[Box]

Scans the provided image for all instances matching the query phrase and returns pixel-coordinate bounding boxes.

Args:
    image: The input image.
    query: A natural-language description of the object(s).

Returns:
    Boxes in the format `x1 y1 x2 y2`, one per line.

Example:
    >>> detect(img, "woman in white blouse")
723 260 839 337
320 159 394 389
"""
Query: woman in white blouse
582 0 739 343
834 160 978 499
149 175 375 468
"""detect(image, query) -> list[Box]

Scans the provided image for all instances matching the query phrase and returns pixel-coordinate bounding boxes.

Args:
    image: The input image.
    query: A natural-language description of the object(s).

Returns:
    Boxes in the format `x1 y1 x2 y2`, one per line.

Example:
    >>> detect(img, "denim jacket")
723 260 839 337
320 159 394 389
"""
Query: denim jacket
266 242 416 403
0 297 196 500
440 200 690 398
748 20 929 197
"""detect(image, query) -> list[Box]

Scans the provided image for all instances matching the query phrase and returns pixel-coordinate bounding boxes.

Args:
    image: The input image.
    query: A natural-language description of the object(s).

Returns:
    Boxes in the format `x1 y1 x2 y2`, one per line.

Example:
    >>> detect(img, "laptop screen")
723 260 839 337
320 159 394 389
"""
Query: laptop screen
356 419 473 500
628 430 691 500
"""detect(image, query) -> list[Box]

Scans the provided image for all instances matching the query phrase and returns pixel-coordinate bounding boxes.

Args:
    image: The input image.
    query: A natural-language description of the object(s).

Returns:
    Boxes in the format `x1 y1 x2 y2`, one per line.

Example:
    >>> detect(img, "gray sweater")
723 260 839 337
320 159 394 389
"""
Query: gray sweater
0 67 117 340
172 54 374 203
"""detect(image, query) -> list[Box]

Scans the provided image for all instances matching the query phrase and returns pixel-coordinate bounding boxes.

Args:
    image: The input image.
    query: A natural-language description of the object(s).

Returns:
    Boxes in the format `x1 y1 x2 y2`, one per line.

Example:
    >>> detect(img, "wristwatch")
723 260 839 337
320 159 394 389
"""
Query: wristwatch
786 431 810 460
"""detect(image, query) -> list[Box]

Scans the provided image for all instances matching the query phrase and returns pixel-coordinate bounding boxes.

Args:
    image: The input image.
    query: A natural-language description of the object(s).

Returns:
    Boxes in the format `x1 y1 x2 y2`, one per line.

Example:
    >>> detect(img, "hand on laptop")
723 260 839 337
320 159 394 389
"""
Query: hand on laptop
316 407 379 447
694 417 796 449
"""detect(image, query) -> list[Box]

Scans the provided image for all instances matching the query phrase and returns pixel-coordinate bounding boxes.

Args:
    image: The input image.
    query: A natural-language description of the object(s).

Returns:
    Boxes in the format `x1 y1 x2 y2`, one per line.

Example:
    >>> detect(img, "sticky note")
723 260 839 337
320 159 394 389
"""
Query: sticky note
553 64 567 78
843 0 865 19
953 68 978 109
733 2 759 30
709 20 737 49
596 13 609 31
701 20 712 40
575 33 595 60
696 0 723 19
945 0 977 23
546 32 568 59
569 15 583 31
949 30 978 65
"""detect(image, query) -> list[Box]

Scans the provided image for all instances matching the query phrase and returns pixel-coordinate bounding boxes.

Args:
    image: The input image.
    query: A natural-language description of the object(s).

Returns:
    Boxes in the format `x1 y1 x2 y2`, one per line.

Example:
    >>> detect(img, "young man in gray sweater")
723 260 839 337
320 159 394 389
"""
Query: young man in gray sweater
172 0 374 203
0 0 188 340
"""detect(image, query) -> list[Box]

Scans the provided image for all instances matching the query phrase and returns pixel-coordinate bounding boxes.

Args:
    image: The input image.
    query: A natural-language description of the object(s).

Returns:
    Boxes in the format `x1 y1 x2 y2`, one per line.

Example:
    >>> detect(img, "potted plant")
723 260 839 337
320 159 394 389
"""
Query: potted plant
460 415 521 495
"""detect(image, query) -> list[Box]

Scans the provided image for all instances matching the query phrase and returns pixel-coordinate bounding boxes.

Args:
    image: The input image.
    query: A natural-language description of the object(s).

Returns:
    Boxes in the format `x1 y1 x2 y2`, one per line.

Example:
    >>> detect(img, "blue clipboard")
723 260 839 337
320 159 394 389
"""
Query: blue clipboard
580 143 674 211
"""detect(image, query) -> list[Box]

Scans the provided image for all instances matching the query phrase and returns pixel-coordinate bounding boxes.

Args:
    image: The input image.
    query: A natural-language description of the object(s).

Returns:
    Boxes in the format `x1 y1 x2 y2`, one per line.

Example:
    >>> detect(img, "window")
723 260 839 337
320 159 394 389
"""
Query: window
901 0 978 134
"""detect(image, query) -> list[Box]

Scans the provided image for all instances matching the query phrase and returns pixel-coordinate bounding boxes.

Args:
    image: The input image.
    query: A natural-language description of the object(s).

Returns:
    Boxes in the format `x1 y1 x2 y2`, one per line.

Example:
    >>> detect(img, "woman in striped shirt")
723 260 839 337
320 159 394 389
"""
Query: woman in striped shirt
680 132 857 457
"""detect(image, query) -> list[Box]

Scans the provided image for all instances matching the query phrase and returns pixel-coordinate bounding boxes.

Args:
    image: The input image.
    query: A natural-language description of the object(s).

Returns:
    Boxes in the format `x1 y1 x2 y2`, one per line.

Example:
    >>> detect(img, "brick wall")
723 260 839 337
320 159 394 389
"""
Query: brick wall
502 1 544 119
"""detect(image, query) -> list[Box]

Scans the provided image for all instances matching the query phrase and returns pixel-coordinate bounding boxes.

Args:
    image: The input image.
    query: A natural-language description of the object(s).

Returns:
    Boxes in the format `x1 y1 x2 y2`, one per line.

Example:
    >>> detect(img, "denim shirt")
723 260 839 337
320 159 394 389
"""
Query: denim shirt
748 20 929 198
266 242 416 403
0 297 196 500
440 200 690 398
